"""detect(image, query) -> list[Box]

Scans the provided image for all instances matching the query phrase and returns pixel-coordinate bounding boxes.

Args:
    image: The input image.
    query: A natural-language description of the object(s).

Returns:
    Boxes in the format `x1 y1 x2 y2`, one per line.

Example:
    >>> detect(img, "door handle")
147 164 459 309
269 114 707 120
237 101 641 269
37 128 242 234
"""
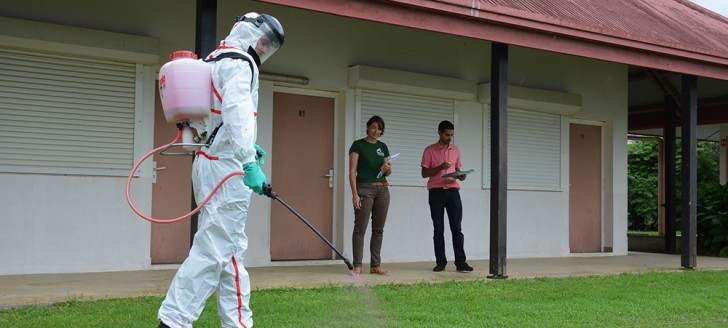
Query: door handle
324 169 333 188
152 161 166 184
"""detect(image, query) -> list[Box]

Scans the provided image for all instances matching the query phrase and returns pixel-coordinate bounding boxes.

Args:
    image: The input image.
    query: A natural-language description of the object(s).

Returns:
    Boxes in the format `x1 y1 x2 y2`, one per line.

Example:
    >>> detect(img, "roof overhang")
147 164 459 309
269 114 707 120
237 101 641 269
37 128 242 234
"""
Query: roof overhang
255 0 728 80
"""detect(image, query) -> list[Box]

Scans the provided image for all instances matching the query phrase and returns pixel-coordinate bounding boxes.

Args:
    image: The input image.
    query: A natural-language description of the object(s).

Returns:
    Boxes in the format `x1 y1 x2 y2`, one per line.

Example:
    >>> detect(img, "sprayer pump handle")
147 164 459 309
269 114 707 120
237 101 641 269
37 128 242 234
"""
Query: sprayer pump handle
262 183 277 199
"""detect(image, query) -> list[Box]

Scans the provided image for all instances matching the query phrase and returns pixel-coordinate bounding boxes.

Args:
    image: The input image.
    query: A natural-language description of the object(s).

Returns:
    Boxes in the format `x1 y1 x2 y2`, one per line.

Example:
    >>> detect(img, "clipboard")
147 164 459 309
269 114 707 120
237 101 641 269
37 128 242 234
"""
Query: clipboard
442 169 475 178
376 152 400 178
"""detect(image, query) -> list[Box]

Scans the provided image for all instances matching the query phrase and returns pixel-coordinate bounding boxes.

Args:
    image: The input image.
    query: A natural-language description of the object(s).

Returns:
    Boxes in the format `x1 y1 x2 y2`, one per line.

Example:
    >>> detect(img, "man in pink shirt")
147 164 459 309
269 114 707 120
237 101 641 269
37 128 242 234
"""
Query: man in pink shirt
421 120 472 272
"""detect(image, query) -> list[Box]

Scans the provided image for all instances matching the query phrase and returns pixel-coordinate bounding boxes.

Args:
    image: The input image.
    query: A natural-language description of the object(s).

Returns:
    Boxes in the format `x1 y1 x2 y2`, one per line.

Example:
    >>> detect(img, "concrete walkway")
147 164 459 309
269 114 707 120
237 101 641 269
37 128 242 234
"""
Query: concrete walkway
2 252 728 309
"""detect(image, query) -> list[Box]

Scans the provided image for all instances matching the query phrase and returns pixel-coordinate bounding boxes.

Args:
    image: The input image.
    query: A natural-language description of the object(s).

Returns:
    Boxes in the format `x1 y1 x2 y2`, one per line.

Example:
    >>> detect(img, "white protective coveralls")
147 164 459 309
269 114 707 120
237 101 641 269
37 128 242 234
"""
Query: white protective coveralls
158 13 284 328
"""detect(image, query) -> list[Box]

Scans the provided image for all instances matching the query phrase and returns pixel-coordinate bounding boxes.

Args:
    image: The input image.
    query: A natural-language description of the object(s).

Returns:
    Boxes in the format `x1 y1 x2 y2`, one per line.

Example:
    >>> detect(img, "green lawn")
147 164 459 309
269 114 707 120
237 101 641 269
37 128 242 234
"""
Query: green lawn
2 270 727 327
627 230 682 237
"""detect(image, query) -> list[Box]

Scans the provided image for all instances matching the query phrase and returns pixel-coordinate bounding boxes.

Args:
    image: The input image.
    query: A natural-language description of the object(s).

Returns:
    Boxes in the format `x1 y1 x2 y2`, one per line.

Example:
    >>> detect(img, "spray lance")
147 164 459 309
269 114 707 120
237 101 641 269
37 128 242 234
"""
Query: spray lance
262 184 354 271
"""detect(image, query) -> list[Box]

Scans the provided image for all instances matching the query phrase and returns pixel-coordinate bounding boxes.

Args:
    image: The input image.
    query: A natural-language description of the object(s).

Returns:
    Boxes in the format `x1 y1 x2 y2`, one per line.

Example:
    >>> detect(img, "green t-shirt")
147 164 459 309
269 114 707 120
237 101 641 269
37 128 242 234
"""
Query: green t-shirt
349 138 390 183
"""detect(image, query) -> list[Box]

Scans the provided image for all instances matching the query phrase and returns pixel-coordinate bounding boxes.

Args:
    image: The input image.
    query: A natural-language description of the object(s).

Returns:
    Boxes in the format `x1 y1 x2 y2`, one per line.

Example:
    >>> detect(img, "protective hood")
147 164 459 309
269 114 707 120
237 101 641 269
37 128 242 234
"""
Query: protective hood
222 12 284 65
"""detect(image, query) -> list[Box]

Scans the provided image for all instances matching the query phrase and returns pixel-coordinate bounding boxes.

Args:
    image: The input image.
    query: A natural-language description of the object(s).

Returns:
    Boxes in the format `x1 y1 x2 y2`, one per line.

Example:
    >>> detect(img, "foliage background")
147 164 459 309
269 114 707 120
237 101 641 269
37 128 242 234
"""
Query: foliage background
627 139 726 255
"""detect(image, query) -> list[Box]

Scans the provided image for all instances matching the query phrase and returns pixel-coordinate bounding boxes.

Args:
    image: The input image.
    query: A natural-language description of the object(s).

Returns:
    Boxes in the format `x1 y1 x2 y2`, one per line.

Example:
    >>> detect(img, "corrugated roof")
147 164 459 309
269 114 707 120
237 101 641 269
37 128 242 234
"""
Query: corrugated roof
473 0 728 58
257 0 728 79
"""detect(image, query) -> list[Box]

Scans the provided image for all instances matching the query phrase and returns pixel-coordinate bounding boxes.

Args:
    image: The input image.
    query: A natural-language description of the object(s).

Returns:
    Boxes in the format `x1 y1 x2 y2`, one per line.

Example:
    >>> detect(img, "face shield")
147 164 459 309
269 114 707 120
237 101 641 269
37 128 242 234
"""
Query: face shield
234 13 285 64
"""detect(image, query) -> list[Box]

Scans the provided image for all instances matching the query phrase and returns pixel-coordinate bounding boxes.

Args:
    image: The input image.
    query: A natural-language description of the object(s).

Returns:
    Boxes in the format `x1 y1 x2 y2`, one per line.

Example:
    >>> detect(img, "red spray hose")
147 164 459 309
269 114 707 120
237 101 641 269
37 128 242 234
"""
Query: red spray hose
125 129 245 224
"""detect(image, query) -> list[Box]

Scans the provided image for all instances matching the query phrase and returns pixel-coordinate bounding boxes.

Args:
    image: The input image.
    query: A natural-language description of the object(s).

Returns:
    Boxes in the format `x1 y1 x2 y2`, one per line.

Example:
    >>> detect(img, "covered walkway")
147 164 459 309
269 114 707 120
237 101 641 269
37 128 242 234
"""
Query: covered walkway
2 252 728 309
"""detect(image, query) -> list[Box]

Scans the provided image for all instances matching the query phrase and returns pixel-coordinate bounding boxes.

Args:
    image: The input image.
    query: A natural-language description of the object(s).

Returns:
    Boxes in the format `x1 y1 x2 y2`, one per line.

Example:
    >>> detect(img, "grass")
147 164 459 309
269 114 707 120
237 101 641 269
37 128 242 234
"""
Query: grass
628 230 682 237
628 230 660 236
2 270 728 327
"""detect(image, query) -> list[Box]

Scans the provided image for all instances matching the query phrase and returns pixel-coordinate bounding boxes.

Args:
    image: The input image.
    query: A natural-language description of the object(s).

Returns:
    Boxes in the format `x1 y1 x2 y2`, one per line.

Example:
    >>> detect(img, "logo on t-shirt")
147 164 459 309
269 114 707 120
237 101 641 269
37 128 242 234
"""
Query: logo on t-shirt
376 148 385 157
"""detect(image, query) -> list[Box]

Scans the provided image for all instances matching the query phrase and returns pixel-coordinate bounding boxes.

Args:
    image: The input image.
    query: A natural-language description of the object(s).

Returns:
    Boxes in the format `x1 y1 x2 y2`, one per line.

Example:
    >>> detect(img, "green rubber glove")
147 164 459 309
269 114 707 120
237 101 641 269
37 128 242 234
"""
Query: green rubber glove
254 144 266 165
243 162 267 195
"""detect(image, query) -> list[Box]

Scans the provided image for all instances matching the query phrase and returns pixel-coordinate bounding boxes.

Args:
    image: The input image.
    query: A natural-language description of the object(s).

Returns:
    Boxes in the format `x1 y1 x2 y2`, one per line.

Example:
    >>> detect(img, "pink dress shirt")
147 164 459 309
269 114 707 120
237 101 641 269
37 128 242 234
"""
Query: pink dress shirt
421 142 462 190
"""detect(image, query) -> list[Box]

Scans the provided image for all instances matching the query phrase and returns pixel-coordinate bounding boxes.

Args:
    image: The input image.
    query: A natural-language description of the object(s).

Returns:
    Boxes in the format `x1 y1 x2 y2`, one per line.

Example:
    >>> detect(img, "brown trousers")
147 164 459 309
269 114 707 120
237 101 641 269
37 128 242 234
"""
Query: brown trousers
352 184 390 268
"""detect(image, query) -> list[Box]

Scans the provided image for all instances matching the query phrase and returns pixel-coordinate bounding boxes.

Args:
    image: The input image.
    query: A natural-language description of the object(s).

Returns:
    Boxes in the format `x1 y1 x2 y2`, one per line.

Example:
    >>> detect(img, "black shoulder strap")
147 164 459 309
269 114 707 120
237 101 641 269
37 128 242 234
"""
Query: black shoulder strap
204 52 255 78
205 122 223 148
204 52 255 89
203 51 252 63
203 52 256 96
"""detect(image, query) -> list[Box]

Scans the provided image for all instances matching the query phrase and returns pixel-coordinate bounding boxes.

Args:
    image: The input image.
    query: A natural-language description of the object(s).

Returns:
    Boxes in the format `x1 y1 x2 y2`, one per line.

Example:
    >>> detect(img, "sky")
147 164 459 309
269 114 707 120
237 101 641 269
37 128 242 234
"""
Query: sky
689 0 728 17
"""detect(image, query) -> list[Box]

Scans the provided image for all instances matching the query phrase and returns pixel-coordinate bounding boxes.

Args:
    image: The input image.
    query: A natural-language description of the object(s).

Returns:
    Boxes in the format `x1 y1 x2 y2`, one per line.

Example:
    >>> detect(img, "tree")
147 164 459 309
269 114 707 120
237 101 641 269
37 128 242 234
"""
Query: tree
628 140 660 231
627 139 720 228
628 138 726 256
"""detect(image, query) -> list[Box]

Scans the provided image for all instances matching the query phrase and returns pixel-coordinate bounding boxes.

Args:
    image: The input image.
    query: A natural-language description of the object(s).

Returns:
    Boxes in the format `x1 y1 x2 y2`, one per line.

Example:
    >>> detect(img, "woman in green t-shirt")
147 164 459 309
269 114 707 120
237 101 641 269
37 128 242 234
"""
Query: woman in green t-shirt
348 115 392 275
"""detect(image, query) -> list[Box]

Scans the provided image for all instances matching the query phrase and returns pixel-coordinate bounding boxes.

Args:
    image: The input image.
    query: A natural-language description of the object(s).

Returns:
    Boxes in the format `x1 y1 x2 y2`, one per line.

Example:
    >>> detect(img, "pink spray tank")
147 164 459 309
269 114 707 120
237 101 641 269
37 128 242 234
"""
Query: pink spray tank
158 50 211 123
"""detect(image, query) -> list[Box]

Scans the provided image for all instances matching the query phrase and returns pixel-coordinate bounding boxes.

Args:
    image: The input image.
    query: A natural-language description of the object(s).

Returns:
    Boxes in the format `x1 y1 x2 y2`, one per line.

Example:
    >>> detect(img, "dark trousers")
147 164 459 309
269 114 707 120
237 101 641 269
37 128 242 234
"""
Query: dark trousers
428 188 466 267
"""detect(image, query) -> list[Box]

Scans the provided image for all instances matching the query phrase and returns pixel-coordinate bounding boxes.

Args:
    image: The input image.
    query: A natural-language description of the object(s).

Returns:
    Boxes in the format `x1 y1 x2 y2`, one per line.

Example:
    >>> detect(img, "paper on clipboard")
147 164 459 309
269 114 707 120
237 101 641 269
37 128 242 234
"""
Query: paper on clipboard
376 152 400 178
442 169 475 178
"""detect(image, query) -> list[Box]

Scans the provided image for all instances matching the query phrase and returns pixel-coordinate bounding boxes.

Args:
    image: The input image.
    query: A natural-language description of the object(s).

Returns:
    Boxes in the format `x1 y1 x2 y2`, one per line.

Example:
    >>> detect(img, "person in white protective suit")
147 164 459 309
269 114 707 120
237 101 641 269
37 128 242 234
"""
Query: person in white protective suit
158 12 284 328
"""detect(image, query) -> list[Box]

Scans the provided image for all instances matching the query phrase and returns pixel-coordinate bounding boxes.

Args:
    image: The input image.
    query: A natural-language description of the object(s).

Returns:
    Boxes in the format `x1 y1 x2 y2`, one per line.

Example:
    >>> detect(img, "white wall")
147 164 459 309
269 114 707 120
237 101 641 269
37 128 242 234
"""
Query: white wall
0 58 157 274
0 175 153 274
0 4 159 275
506 48 629 255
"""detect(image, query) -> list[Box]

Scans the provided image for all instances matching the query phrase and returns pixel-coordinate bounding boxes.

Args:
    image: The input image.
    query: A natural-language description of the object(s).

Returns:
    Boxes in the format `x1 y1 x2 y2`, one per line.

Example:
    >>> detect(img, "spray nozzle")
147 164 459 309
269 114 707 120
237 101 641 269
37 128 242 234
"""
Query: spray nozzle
343 259 354 271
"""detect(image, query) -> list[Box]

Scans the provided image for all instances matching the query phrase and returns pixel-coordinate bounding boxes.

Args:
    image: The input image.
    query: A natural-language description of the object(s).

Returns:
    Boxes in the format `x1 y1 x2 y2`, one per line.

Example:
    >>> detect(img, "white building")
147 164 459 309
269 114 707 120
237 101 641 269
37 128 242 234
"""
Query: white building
1 0 727 275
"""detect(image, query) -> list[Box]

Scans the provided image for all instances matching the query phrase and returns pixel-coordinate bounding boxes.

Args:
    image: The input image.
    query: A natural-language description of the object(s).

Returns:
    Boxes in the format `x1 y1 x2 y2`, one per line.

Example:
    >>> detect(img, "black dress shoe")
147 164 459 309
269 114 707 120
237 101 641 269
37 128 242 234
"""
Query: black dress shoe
158 321 171 328
433 264 446 272
456 263 474 272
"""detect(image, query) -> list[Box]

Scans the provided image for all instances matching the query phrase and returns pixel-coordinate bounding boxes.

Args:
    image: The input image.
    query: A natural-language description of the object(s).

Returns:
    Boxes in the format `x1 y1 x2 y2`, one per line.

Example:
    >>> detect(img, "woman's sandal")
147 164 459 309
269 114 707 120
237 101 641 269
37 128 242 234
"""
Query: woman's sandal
370 267 390 276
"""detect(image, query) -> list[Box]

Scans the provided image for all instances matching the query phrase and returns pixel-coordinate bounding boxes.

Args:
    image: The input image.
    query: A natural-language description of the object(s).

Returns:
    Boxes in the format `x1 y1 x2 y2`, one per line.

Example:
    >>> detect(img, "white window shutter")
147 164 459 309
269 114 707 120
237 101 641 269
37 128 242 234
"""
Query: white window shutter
483 108 562 191
0 49 137 176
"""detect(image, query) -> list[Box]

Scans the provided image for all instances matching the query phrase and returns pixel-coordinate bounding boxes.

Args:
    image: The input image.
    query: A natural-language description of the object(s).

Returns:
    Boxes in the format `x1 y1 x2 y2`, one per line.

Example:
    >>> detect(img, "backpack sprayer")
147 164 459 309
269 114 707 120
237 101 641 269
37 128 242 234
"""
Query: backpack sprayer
125 50 353 270
125 50 242 224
